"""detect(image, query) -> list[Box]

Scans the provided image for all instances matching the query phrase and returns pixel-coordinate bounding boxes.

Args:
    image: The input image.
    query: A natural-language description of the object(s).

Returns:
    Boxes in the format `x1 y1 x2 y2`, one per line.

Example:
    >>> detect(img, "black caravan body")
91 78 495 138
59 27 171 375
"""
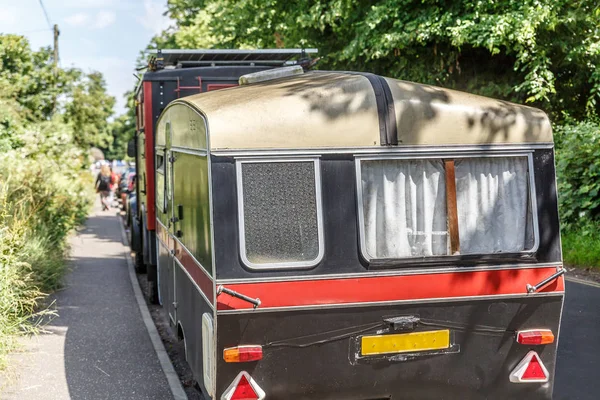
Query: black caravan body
154 69 564 399
132 49 317 300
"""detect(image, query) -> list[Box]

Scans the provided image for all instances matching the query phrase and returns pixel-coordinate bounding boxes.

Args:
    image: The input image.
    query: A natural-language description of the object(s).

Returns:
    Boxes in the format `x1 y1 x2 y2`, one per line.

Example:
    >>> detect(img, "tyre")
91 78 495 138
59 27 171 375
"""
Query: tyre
134 251 146 273
148 270 159 304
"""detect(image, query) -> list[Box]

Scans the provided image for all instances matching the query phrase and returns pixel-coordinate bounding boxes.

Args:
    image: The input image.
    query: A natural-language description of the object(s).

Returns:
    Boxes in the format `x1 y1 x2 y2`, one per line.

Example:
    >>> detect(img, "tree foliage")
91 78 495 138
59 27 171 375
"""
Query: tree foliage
554 118 600 226
153 0 600 121
64 72 115 149
0 34 115 152
103 91 136 160
0 35 79 122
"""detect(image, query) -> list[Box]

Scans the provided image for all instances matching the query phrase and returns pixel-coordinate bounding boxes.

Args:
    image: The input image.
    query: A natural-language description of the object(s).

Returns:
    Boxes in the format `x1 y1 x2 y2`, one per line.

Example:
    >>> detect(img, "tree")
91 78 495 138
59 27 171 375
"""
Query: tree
103 91 136 160
64 72 115 149
151 0 600 121
0 35 80 121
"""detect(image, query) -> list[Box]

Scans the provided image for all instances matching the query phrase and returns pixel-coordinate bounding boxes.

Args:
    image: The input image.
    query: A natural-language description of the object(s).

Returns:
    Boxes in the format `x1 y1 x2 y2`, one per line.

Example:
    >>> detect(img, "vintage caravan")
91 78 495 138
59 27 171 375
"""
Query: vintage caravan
154 67 564 399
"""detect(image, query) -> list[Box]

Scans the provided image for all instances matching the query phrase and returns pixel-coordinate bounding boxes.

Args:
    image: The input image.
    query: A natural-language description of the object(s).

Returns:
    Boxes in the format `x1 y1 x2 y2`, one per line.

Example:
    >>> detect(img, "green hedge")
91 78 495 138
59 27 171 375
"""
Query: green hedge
554 118 600 268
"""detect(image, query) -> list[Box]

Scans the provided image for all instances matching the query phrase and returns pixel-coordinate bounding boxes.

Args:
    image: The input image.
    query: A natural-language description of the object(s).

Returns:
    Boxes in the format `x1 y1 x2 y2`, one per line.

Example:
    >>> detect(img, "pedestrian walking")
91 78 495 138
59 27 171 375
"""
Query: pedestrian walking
110 166 120 208
95 164 112 211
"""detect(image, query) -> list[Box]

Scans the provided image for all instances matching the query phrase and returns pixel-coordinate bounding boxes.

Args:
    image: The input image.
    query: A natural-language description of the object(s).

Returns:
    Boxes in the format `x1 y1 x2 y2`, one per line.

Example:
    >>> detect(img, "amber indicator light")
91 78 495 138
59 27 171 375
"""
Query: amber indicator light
223 345 263 363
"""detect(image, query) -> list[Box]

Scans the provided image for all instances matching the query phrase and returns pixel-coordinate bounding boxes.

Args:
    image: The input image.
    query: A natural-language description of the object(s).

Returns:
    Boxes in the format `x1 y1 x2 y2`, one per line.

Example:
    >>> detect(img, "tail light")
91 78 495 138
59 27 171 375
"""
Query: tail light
221 371 265 400
223 345 263 363
510 351 549 383
516 329 554 345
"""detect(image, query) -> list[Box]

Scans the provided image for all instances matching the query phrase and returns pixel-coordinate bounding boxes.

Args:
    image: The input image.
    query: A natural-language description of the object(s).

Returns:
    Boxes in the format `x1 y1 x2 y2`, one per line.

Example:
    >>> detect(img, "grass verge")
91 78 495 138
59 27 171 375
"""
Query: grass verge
562 227 600 269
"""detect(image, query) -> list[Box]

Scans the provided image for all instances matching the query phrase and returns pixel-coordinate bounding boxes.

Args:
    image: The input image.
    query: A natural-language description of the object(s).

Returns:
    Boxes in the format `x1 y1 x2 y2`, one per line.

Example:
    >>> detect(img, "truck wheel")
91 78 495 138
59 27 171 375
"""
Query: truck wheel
134 252 146 273
148 278 159 304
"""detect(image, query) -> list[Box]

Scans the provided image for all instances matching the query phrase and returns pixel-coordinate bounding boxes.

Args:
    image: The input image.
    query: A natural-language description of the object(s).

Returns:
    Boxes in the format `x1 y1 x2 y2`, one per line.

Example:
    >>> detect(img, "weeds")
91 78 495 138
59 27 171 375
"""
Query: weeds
562 225 600 269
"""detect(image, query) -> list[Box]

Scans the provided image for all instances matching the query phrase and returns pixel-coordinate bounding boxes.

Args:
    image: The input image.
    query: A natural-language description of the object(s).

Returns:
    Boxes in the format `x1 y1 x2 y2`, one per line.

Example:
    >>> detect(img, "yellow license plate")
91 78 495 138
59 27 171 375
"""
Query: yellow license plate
361 330 450 356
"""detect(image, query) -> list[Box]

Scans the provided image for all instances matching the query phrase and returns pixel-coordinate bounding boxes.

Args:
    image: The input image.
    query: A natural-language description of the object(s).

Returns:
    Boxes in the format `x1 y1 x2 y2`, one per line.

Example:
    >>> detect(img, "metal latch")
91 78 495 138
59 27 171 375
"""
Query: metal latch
384 316 420 332
527 268 566 293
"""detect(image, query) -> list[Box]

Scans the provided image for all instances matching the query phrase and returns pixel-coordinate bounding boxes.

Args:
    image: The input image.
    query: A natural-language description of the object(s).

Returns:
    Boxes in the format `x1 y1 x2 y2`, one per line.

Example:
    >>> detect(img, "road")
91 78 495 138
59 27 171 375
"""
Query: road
554 279 600 400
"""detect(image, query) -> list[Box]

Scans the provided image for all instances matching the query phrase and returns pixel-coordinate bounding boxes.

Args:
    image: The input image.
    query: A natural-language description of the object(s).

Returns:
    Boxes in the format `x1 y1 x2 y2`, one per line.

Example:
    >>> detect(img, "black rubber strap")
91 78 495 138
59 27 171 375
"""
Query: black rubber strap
346 72 398 146
379 76 398 146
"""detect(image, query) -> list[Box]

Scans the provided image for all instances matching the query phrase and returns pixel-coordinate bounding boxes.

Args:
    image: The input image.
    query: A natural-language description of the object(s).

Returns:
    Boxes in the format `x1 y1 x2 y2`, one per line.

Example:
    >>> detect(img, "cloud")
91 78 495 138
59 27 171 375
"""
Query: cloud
94 11 116 29
137 0 172 35
65 12 90 27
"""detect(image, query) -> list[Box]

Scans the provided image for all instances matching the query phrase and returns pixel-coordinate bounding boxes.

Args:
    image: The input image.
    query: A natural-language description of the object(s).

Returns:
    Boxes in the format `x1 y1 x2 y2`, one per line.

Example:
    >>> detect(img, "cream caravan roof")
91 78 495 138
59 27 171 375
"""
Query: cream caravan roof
178 71 553 150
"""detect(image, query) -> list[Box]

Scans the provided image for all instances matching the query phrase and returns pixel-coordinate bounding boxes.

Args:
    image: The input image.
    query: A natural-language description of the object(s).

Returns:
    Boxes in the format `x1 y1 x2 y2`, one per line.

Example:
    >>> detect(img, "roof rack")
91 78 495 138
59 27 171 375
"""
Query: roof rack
147 48 318 71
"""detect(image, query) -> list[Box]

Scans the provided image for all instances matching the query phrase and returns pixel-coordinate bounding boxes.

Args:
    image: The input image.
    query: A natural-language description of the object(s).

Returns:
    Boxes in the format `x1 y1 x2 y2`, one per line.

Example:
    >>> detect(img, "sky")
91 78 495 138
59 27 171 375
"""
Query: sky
0 0 172 115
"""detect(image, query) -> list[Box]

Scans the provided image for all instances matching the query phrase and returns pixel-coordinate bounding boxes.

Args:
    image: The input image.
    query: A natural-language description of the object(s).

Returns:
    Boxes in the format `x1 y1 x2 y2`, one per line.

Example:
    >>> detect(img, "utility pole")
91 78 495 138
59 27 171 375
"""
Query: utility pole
53 24 59 67
53 24 59 112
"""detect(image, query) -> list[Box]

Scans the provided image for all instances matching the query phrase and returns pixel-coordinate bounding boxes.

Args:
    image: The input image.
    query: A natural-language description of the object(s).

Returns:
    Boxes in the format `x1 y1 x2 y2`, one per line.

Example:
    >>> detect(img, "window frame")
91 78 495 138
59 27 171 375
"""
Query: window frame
354 152 540 263
235 157 325 270
155 147 167 214
156 151 165 175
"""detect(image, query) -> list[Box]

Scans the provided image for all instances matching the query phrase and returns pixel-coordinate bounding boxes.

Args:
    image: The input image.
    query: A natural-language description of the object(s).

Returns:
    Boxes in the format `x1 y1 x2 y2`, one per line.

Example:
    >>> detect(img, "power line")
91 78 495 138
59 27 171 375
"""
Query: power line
38 0 52 29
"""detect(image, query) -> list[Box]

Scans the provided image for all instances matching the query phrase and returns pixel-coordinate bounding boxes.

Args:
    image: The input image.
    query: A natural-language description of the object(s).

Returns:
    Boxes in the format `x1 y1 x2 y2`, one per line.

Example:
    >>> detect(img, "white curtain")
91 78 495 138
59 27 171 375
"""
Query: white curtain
455 157 532 254
361 159 448 258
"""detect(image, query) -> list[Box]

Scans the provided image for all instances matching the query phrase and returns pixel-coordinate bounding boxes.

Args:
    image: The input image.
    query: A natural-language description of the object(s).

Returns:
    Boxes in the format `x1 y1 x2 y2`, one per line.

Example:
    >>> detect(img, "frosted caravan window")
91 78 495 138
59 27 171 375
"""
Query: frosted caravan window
359 159 449 258
455 157 535 254
237 160 324 269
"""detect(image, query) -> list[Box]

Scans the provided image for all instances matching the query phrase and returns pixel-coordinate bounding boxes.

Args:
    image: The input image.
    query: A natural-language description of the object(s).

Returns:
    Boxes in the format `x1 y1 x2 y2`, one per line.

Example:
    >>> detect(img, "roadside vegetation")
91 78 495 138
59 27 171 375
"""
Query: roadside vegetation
555 118 600 269
0 35 114 367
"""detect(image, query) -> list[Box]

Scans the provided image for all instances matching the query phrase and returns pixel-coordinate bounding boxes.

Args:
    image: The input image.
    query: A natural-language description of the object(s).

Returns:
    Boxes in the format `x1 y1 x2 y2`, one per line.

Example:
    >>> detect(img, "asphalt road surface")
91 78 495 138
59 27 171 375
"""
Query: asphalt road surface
554 279 600 400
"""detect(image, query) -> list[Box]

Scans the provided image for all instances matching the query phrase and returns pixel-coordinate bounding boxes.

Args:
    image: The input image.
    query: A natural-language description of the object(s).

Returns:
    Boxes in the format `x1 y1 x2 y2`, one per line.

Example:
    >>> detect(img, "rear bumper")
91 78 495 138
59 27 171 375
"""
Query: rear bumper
215 295 562 399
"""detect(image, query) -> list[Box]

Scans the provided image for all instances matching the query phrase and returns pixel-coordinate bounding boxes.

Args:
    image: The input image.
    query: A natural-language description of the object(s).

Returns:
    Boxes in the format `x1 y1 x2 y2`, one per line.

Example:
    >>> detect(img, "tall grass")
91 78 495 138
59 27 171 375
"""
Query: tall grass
0 196 48 368
562 225 600 269
0 154 93 368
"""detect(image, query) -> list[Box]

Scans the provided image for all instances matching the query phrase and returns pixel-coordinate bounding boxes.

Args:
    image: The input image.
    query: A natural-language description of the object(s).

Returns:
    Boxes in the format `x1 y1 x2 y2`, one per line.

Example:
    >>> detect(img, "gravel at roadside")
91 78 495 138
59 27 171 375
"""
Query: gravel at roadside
565 266 600 285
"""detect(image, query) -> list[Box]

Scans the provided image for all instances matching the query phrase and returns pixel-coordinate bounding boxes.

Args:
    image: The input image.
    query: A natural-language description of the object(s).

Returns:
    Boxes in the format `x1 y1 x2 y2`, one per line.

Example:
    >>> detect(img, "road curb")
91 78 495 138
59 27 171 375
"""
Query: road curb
565 276 600 289
117 215 188 400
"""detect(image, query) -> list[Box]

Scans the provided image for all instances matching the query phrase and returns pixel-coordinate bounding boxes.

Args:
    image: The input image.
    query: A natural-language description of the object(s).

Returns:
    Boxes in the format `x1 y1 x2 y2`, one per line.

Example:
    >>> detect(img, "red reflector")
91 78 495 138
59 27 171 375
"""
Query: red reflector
223 345 263 363
222 371 266 400
516 329 555 345
510 351 549 383
231 375 259 400
521 355 547 380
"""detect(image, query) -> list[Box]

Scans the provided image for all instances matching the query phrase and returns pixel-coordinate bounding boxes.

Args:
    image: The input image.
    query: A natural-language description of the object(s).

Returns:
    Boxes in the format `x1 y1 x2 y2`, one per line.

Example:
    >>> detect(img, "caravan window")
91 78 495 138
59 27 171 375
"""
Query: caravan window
455 157 535 255
357 155 537 260
155 149 166 214
237 159 324 269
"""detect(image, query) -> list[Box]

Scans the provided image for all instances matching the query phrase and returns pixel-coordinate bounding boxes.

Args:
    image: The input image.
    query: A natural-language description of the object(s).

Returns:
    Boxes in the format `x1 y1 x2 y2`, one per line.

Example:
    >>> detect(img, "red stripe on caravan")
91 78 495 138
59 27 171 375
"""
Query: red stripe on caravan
216 267 564 311
174 241 214 304
143 81 155 231
156 223 214 304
